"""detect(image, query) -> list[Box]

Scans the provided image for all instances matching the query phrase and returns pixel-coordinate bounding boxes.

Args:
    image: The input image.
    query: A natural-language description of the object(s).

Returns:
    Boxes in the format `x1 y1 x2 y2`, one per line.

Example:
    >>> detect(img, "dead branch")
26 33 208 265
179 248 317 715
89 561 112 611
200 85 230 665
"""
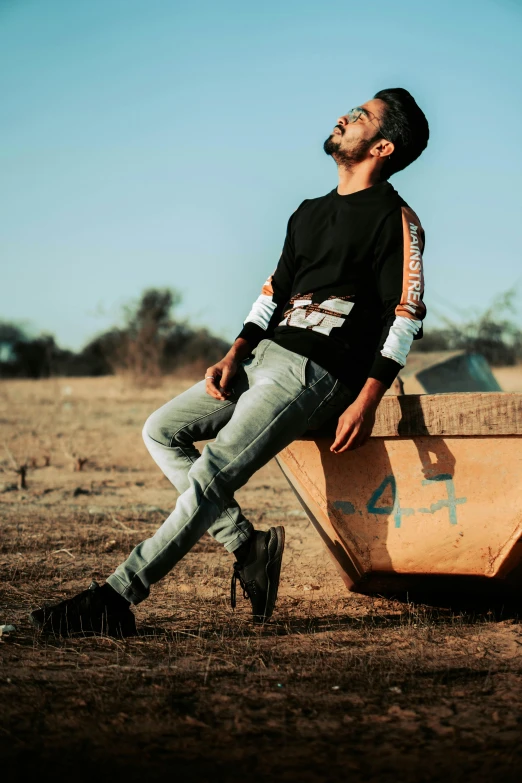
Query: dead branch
74 457 88 472
60 438 91 472
3 443 29 489
3 443 19 471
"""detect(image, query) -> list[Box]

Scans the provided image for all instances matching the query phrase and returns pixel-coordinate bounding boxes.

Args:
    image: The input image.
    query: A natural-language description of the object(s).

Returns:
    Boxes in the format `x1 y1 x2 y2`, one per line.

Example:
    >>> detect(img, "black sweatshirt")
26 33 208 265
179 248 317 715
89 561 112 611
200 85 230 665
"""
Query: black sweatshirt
237 180 426 392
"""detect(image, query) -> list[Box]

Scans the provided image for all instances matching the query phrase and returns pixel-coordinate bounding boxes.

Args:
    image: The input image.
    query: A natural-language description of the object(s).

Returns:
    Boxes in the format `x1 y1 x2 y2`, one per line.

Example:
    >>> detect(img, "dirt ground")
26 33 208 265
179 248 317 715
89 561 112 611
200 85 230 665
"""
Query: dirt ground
1 374 521 783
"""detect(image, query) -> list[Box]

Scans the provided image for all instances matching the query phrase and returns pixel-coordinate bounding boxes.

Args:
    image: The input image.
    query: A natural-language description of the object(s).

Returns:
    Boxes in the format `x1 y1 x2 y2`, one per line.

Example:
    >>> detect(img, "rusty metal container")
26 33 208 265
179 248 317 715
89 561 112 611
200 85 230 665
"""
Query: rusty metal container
276 392 522 603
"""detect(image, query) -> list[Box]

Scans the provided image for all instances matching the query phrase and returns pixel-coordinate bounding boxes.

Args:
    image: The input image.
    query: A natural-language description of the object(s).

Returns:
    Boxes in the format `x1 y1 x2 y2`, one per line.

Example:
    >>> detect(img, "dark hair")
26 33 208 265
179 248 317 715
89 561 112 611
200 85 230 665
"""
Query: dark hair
373 88 429 179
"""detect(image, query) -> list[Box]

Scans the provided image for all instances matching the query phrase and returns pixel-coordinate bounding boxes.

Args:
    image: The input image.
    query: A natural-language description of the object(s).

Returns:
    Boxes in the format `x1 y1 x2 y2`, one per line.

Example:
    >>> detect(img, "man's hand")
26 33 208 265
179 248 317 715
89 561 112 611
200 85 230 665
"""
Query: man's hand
330 377 387 454
205 357 238 401
330 401 376 453
205 337 252 402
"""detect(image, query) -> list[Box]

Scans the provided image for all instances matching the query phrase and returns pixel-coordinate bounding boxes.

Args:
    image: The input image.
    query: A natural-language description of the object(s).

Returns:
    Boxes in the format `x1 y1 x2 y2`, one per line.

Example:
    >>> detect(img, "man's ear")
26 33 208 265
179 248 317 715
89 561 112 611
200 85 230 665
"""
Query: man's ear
372 139 395 160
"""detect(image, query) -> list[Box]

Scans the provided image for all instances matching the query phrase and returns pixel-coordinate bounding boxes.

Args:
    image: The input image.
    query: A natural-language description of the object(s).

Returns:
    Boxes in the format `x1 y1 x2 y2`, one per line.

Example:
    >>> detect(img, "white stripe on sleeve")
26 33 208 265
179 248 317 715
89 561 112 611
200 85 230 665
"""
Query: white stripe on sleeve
243 294 277 331
381 315 422 367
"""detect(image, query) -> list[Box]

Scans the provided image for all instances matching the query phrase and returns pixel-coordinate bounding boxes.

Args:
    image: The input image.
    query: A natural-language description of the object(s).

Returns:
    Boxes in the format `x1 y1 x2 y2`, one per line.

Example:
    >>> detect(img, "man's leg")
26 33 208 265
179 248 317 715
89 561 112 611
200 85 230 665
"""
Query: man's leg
141 375 254 554
28 361 254 637
29 341 349 632
106 342 337 604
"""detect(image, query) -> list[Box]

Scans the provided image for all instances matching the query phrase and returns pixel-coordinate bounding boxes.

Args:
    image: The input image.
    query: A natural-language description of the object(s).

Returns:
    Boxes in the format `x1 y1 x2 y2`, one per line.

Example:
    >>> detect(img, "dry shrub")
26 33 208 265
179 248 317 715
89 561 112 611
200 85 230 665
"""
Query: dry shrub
95 289 229 387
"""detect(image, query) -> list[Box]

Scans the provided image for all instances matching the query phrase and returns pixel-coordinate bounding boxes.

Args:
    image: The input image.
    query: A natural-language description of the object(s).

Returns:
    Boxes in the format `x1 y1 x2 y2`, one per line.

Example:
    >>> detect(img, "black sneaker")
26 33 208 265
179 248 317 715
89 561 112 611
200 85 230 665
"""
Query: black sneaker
230 527 285 624
29 581 137 638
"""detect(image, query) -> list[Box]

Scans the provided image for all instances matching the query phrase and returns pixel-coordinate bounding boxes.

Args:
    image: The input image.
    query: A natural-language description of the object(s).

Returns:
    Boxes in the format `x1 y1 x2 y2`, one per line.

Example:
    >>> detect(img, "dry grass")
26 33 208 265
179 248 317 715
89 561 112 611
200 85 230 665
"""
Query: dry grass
1 376 521 783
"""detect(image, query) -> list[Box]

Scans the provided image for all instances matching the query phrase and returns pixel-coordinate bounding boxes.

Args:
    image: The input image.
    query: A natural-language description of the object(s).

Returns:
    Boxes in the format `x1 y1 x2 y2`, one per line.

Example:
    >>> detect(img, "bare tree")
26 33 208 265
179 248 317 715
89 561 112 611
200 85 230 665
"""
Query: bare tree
102 288 181 385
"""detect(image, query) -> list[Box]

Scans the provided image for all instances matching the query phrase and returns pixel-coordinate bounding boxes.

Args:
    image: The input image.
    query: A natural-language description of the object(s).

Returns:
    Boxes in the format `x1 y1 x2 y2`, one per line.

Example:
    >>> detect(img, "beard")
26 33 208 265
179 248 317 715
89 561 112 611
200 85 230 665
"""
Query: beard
323 129 378 168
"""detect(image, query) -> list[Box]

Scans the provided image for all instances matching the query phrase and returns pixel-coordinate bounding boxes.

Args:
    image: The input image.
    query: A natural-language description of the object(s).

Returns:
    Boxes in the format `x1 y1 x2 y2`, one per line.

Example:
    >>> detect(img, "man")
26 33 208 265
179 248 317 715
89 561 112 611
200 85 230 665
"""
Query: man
30 87 429 636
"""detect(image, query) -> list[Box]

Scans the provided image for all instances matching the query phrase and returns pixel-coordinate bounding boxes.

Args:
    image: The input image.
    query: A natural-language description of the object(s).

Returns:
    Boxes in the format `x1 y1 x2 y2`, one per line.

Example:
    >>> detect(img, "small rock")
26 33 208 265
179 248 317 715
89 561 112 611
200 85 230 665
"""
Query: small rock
369 714 391 724
388 705 418 720
184 715 209 728
425 719 454 737
0 625 16 636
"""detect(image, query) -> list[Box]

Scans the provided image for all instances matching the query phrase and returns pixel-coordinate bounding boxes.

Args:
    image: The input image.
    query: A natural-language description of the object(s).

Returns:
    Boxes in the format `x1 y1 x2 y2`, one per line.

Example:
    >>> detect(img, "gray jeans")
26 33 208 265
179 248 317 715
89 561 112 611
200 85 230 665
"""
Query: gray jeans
107 339 354 604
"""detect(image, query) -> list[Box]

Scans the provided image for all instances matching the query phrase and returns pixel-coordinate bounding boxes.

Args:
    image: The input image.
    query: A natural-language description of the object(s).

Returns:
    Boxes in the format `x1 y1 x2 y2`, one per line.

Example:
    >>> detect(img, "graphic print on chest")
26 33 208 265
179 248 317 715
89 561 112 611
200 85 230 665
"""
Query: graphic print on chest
279 293 355 336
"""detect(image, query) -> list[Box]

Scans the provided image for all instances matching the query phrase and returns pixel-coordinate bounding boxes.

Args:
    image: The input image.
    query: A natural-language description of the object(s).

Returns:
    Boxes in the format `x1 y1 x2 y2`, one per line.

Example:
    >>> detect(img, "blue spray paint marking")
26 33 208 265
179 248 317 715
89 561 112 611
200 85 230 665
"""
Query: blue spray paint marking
333 474 467 528
366 475 414 529
420 474 467 525
333 500 355 514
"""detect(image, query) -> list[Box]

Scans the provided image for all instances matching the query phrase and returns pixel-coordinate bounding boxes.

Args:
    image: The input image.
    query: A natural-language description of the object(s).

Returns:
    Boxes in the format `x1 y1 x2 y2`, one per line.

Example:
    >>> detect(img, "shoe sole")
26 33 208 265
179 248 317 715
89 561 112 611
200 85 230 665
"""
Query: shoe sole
259 525 285 624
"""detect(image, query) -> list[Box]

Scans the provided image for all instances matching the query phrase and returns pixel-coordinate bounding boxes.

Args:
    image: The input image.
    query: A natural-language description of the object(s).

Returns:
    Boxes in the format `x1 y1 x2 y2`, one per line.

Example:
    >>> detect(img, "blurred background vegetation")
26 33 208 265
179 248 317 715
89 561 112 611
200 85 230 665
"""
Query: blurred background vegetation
1 287 520 384
410 289 522 366
0 288 229 385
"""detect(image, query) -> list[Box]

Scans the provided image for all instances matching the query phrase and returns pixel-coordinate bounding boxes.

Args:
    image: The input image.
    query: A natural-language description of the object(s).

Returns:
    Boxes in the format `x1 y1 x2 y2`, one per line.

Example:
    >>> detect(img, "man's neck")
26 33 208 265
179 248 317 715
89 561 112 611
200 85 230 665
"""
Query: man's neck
336 164 384 196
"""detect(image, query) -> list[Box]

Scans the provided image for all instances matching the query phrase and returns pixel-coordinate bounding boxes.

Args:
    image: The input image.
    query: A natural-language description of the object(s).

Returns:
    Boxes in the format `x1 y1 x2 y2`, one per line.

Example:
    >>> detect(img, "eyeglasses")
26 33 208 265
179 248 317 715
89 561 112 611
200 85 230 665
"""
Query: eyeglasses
343 107 390 142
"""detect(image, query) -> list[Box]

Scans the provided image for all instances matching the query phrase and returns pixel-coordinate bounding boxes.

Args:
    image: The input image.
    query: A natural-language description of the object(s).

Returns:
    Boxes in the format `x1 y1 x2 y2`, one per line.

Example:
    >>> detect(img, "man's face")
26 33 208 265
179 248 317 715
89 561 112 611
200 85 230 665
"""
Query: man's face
323 98 388 167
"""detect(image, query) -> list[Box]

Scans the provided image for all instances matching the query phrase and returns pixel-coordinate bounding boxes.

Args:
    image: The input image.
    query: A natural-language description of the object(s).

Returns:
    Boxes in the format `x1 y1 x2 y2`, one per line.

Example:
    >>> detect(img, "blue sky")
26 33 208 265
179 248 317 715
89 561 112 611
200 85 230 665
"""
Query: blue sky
1 0 521 349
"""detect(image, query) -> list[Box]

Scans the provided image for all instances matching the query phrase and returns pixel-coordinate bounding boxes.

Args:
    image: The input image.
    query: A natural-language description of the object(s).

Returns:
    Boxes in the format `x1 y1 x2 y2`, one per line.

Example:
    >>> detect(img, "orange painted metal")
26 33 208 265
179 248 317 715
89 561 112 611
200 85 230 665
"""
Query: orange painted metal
276 434 522 600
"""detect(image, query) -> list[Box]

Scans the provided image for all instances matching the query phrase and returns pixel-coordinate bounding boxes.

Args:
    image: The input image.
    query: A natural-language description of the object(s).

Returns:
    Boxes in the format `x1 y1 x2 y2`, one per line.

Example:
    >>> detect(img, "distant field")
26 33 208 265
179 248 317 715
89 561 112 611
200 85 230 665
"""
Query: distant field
1 375 521 782
492 365 522 391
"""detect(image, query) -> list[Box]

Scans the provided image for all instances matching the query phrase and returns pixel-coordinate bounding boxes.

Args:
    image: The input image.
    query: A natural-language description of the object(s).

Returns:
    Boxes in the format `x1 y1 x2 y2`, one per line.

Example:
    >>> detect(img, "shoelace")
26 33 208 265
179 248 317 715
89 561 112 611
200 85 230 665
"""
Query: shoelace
230 563 256 609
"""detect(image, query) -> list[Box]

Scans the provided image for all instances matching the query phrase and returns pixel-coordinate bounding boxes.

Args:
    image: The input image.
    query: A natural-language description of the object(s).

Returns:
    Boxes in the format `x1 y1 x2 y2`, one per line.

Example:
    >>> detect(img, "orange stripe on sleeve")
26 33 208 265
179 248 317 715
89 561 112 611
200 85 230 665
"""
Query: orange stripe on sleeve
261 274 275 297
395 206 426 321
